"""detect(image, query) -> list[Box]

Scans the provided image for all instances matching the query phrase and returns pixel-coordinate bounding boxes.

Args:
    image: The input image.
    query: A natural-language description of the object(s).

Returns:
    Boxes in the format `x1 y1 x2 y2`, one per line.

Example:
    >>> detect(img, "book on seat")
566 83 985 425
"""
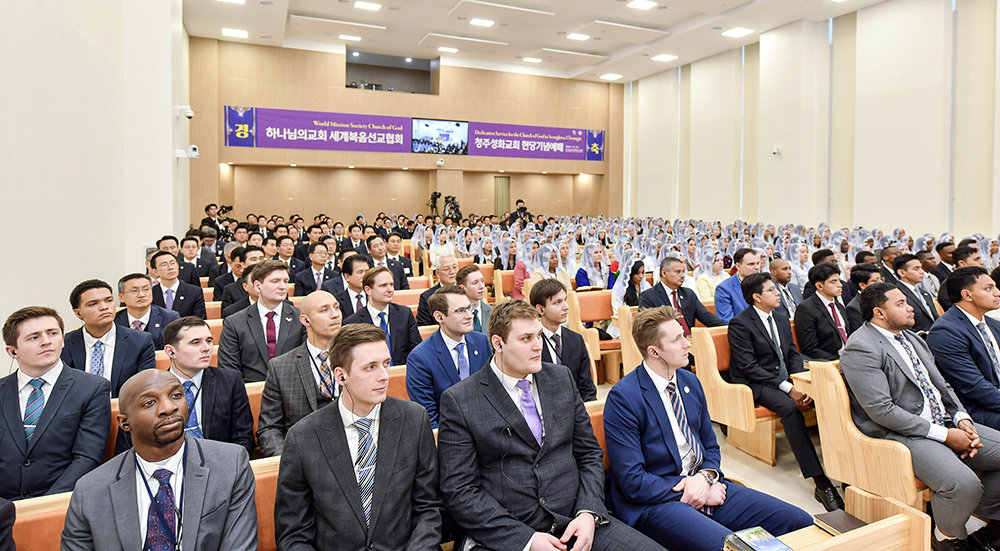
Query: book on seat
723 527 793 551
813 509 867 535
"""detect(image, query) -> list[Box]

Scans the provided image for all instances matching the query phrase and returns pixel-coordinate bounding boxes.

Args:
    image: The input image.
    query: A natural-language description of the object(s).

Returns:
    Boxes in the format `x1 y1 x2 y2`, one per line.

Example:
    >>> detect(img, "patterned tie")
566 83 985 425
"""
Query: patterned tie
921 289 938 320
164 289 175 311
355 293 364 313
976 322 1000 383
514 379 543 445
550 332 563 362
354 418 377 525
92 341 106 378
665 381 705 474
455 342 469 379
265 311 277 359
828 302 847 343
472 308 481 333
893 334 945 425
132 320 144 331
317 351 335 398
672 290 691 337
781 286 796 317
23 379 44 445
143 468 177 551
766 315 790 381
183 380 203 438
315 271 323 291
378 312 392 359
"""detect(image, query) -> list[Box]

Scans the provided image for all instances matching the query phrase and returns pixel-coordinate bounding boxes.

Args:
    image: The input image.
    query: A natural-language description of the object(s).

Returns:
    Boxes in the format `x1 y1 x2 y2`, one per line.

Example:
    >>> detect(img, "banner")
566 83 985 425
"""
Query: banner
468 122 603 161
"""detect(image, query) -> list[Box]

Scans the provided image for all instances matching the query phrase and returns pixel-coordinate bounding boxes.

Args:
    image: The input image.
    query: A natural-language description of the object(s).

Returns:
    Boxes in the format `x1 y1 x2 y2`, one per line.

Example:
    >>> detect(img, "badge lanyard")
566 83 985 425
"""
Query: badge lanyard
309 351 336 398
136 444 187 551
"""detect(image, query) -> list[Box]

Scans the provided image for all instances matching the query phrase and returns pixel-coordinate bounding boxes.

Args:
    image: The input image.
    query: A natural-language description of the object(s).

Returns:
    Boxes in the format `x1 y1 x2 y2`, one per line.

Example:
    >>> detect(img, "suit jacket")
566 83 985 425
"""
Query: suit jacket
638 283 724 328
713 274 749 323
802 278 853 305
212 270 235 300
61 326 156 398
437 362 609 550
257 343 337 457
603 364 721 527
0 497 13 551
113 306 178 350
223 297 251 319
343 304 421 366
879 264 899 287
274 397 442 550
389 255 414 277
845 295 864 335
339 238 369 258
176 258 200 286
776 282 803 319
61 436 257 551
405 330 490 428
274 255 306 275
417 283 442 326
200 367 255 452
182 255 215 278
319 271 347 294
841 323 967 439
221 280 249 313
926 307 1000 426
793 293 847 361
293 266 338 296
473 301 492 336
937 281 955 312
333 287 370 320
153 281 207 319
897 282 939 333
218 302 307 383
932 262 953 288
0 367 110 500
728 307 805 401
540 327 598 402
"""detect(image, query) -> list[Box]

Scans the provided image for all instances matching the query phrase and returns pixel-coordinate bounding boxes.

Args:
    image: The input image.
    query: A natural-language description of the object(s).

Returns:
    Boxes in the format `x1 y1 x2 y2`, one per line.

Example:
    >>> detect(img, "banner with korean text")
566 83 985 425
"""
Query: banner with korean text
468 122 604 161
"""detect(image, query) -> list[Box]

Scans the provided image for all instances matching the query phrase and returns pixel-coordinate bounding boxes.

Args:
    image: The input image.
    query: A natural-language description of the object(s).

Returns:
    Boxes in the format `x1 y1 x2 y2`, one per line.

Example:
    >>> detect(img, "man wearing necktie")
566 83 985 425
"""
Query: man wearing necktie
456 264 492 336
793 262 850 361
769 259 802 319
115 273 180 351
343 267 422 367
530 279 598 401
893 253 940 333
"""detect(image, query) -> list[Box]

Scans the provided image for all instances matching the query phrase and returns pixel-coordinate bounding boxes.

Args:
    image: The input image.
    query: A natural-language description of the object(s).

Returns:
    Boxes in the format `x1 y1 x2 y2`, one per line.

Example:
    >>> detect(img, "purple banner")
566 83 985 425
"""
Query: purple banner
468 122 602 161
228 107 411 153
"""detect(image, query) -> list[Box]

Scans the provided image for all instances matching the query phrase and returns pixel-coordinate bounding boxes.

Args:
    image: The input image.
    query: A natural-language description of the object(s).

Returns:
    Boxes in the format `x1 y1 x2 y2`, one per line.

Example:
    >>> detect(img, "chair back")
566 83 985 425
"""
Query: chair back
246 381 265 439
419 325 437 341
408 276 431 289
477 264 495 287
391 289 424 306
206 301 222 320
586 400 609 469
388 365 408 399
616 306 643 377
577 290 614 323
496 270 515 296
689 327 756 431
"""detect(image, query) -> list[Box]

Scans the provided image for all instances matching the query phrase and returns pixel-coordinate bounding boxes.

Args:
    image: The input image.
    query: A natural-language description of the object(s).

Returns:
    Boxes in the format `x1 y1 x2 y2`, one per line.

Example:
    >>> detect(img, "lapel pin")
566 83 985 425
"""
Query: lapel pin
684 386 690 393
178 295 185 300
473 350 479 356
285 317 293 322
154 324 160 328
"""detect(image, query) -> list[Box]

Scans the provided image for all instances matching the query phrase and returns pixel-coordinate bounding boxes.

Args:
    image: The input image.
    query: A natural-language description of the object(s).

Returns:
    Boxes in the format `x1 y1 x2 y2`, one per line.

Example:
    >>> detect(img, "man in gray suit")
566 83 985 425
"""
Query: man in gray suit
274 324 442 549
770 259 802 319
218 260 307 382
437 300 664 551
841 282 1000 551
257 290 343 456
61 370 257 551
457 264 492 335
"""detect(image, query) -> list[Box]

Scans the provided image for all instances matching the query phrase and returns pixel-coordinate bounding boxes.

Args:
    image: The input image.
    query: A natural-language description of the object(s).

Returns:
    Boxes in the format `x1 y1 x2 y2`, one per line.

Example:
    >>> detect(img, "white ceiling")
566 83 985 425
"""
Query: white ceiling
183 0 887 83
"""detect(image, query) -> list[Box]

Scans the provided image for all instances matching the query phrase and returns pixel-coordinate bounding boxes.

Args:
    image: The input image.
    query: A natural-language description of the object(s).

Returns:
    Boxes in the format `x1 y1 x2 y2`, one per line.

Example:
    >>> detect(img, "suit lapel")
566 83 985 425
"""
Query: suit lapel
276 303 297 353
317 405 368 529
294 347 321 409
369 400 401 531
199 370 217 439
481 369 538 449
245 306 269 362
749 311 775 349
110 452 143 551
870 327 920 388
534 366 562 457
637 365 682 467
27 368 74 453
656 284 670 307
1 377 26 454
69 331 87 372
111 330 129 394
432 332 460 386
182 437 209 546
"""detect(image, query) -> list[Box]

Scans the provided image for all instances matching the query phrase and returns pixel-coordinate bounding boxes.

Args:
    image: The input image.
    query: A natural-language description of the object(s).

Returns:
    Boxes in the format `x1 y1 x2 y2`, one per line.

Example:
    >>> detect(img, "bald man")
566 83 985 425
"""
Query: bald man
770 259 803 319
257 290 343 457
62 370 257 551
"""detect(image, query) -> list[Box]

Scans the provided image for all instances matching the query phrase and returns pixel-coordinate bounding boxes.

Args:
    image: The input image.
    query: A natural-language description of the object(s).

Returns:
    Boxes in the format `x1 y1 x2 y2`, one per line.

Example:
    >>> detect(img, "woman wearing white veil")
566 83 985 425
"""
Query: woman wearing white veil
532 243 572 288
695 249 726 303
575 241 610 289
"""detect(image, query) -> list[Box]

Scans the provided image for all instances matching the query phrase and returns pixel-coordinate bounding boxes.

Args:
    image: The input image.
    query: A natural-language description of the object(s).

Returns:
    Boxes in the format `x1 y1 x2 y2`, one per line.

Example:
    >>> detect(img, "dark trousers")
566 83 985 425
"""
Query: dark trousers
755 386 824 479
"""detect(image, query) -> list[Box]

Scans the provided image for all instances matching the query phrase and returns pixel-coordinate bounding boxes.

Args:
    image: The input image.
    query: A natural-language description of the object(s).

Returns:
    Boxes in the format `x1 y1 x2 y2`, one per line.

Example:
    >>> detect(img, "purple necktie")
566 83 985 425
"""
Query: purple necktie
265 311 277 359
515 379 543 445
132 320 144 331
355 293 364 313
164 289 175 311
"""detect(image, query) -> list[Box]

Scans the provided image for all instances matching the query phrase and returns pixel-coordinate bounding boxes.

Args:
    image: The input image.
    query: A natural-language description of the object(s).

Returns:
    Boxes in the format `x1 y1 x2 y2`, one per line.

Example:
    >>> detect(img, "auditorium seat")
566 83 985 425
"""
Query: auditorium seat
496 270 514 297
206 301 222 319
246 381 265 443
103 398 121 463
154 346 219 370
615 306 642 379
392 289 423 307
253 456 281 551
202 287 213 303
566 290 608 384
477 263 494 287
199 276 209 288
585 400 609 469
456 257 473 268
290 295 305 307
387 365 408 400
569 290 621 381
408 275 431 289
694 301 715 327
419 325 437 341
208 318 223 341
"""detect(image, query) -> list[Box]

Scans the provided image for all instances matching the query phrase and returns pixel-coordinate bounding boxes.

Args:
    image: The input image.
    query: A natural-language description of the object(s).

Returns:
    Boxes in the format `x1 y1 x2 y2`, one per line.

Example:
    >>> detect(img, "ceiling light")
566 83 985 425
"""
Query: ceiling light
348 165 355 169
542 171 548 174
402 167 409 171
567 33 590 41
227 162 233 165
438 46 458 53
470 18 495 27
599 73 622 81
221 28 248 39
290 164 297 167
405 57 412 62
498 169 505 173
217 0 245 4
627 0 657 10
523 57 542 63
651 53 678 62
352 51 360 56
339 34 362 42
721 27 755 38
354 1 381 11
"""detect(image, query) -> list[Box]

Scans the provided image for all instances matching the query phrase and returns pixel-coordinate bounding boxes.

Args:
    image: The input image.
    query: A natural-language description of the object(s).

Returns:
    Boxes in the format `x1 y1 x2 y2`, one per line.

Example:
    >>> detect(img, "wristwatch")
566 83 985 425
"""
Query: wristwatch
699 469 719 485
577 509 609 528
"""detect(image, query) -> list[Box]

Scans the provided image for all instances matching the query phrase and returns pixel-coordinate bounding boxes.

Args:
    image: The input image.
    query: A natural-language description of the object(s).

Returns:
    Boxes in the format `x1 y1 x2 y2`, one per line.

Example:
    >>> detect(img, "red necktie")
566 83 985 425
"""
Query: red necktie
672 289 691 337
828 302 847 343
265 311 277 359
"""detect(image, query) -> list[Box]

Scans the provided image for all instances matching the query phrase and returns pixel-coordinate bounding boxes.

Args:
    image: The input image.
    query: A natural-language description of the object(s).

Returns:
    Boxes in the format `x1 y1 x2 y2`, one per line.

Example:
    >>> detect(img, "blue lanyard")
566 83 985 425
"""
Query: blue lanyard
308 350 336 398
136 443 187 550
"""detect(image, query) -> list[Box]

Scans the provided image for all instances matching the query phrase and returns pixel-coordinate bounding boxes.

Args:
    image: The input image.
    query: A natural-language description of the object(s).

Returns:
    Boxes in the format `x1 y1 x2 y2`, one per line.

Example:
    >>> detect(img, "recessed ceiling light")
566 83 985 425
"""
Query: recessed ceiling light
354 1 381 11
579 172 586 175
470 18 495 27
402 167 409 171
599 73 623 81
405 57 412 62
523 57 542 63
217 0 245 4
339 34 361 42
221 28 248 39
627 0 657 10
498 169 505 173
651 53 678 62
541 171 548 174
348 165 355 169
721 27 755 38
352 51 360 56
438 46 458 53
290 164 297 167
567 33 590 41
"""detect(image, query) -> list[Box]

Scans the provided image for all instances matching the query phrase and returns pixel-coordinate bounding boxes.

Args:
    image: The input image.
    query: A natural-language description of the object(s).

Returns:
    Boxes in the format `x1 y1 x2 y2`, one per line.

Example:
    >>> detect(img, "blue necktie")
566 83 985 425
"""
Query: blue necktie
455 342 470 380
354 418 377 525
183 380 203 438
91 341 105 378
976 322 1000 382
472 308 481 333
23 379 45 444
378 312 391 358
144 468 177 551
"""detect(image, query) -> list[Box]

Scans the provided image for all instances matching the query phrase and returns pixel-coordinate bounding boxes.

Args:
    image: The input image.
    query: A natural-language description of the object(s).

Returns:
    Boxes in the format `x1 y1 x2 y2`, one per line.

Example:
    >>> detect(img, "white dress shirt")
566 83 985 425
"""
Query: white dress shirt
306 341 336 396
372 256 389 268
348 289 367 311
541 325 564 364
644 364 696 474
753 306 793 394
367 303 390 336
338 398 381 483
18 362 64 420
439 331 467 374
169 367 204 428
958 307 1000 380
258 302 283 343
135 442 186 544
127 309 152 331
489 359 543 436
83 324 117 381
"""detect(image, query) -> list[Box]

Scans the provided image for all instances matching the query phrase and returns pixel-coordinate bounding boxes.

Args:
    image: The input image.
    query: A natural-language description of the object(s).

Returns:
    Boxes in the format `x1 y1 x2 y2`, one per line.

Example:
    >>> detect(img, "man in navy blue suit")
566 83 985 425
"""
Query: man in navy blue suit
115 273 179 350
639 256 723 337
150 250 208 319
405 285 490 427
292 242 337 296
61 279 156 398
604 306 812 551
928 267 1000 431
714 247 759 323
0 306 111 500
530 278 597 401
343 266 421 366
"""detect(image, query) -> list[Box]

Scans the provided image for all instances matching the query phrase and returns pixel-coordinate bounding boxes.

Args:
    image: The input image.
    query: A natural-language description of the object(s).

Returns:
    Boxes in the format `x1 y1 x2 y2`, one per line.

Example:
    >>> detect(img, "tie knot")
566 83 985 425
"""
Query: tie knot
666 381 677 396
515 379 531 392
455 342 465 353
893 333 908 345
379 312 386 321
353 418 374 434
166 289 174 297
182 380 194 392
28 378 44 391
266 311 276 320
152 468 172 482
93 341 104 352
979 321 989 332
318 351 329 363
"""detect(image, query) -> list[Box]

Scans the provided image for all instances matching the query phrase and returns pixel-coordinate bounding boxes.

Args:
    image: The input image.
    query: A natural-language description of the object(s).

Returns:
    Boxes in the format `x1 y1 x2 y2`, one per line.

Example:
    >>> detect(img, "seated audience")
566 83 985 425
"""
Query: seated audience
157 235 199 286
209 243 242 296
292 242 336 296
325 253 371 318
604 306 813 551
456 264 491 335
221 245 265 313
939 245 987 311
695 250 726 303
714 247 759 322
769 258 802 319
274 325 442 549
893 253 940 333
530 278 598 401
274 235 305 274
844 263 882 334
343 266 421 366
294 224 324 261
179 235 215 278
218 261 306 382
438 300 664 551
842 282 1000 550
339 223 369 257
406 285 491 428
917 249 942 296
878 244 902 285
804 248 856 305
115 273 179 350
0 307 111 500
794 263 848 361
61 370 257 550
367 234 409 289
934 241 957 287
640 257 723 337
385 232 414 277
417 254 459 326
222 269 257 319
150 250 207 319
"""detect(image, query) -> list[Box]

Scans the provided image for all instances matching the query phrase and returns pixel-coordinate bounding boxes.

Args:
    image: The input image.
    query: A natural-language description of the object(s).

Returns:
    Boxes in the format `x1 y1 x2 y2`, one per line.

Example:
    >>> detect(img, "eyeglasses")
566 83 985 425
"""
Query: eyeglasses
442 306 472 315
124 287 152 295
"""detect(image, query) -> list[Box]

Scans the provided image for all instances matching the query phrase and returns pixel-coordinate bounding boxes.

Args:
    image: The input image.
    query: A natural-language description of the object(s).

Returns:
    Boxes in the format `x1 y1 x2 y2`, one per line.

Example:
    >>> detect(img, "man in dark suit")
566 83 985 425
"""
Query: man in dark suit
928 267 1000 431
939 245 987 312
200 202 226 233
842 282 1000 550
893 253 939 333
877 245 902 286
325 253 372 320
933 241 956 285
803 249 856 304
769 258 802 319
417 254 459 326
274 235 305 275
639 256 723 337
386 232 414 278
157 235 200 286
457 264 492 335
794 263 849 361
62 370 258 550
150 250 208 319
294 224 324 261
438 300 665 550
221 246 265 312
728 273 842 510
367 234 410 290
530 278 598 401
343 267 421 366
116 273 180 350
713 247 759 322
210 244 242 297
218 261 307 383
258 290 343 456
274 324 442 549
339 223 369 258
293 242 338 296
405 285 491 428
0 497 12 551
180 235 215 278
163 317 254 451
604 306 813 551
62 279 156 397
0 306 111 500
845 263 882 334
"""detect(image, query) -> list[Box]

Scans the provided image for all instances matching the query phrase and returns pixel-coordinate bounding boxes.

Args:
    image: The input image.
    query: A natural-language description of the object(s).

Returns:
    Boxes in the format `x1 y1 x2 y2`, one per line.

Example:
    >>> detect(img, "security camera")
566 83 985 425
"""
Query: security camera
771 146 782 156
184 108 195 120
176 145 200 159
436 158 445 167
176 105 195 120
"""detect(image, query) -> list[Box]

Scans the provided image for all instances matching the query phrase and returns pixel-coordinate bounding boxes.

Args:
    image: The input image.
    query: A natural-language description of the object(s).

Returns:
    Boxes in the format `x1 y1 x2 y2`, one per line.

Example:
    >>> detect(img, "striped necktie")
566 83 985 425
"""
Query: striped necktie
23 379 45 444
353 418 377 525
